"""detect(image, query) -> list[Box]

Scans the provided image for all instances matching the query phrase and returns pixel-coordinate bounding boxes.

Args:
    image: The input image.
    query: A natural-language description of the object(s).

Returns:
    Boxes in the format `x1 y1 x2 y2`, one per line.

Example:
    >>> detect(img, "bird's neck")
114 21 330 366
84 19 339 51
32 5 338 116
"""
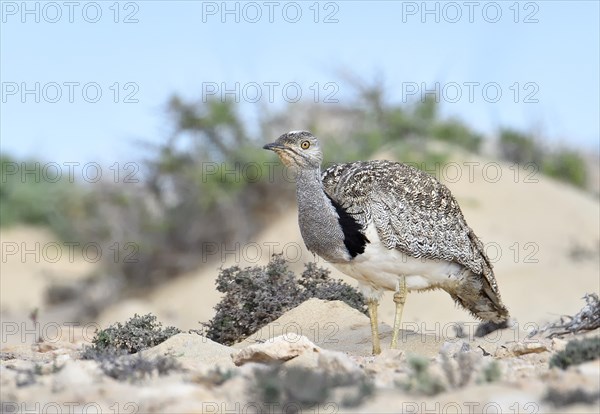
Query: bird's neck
295 168 328 207
295 167 322 192
294 167 349 262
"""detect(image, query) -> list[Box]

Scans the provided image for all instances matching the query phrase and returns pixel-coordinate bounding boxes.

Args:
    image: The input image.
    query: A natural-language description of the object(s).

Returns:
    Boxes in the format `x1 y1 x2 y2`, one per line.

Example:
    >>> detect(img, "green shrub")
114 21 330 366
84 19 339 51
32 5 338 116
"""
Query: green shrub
400 355 446 396
386 107 424 139
82 313 181 358
544 387 600 407
10 360 64 388
499 129 542 164
481 360 502 383
543 149 587 188
432 119 482 152
98 353 181 382
498 129 587 189
298 262 367 309
249 365 373 410
549 337 600 369
204 255 366 345
0 155 89 240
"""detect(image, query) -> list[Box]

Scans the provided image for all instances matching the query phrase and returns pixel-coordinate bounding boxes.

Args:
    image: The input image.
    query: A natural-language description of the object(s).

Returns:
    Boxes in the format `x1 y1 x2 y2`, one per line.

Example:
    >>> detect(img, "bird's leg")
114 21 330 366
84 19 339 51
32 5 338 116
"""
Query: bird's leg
367 299 381 355
390 277 407 349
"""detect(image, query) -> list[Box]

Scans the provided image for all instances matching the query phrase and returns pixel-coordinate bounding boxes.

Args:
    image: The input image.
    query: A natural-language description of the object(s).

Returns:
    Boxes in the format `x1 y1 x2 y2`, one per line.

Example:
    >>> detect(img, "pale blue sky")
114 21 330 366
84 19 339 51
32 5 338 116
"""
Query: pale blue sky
1 0 599 165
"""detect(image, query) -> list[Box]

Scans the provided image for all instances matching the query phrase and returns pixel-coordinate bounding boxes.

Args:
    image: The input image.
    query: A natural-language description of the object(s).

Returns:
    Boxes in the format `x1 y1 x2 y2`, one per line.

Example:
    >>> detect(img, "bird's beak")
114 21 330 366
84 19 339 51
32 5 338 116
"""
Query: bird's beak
263 142 285 151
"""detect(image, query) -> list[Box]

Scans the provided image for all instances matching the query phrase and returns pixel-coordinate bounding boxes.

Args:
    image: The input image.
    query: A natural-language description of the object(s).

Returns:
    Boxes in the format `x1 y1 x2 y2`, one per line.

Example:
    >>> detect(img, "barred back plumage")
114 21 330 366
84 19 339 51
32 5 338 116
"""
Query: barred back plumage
321 160 501 297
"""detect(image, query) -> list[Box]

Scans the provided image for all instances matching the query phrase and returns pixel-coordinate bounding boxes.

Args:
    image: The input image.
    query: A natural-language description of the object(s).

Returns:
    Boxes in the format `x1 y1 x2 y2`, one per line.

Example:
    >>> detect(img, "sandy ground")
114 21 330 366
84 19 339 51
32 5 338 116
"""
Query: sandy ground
1 226 97 347
1 299 598 413
1 226 96 312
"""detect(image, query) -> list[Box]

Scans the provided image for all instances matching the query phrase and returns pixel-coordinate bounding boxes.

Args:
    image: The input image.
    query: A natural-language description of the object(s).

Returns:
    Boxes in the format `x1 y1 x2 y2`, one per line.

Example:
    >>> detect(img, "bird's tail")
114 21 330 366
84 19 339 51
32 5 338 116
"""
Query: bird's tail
448 270 510 325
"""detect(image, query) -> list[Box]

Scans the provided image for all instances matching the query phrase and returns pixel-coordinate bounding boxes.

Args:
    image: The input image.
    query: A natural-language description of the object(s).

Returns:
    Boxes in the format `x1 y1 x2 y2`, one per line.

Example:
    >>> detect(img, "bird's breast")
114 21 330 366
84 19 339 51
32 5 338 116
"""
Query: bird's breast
332 224 468 292
298 213 350 263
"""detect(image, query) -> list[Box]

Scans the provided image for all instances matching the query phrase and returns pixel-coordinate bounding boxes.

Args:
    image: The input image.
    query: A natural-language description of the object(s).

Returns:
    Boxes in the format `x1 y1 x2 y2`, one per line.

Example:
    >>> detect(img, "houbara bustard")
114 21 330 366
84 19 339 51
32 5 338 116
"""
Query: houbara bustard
263 131 509 354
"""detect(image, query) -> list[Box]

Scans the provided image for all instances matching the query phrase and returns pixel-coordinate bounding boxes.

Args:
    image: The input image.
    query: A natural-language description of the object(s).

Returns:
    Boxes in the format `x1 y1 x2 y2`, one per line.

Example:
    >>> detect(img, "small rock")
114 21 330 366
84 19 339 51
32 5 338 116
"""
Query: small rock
34 342 58 353
32 340 82 358
144 333 235 372
52 360 101 391
285 351 320 369
494 346 510 358
2 358 37 377
366 349 403 373
440 340 470 357
507 341 549 356
318 349 362 376
551 337 568 352
39 364 57 376
232 334 320 366
364 349 404 387
576 359 600 380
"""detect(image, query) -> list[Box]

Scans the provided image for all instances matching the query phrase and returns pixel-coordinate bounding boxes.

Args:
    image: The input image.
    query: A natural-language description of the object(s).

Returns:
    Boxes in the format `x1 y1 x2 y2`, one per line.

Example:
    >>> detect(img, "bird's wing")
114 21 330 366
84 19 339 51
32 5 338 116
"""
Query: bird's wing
322 160 501 295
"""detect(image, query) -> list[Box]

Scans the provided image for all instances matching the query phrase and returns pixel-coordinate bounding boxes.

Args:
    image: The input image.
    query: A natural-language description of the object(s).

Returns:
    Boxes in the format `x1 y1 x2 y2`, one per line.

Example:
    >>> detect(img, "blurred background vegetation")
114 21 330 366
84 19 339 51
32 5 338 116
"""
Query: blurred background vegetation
1 80 596 320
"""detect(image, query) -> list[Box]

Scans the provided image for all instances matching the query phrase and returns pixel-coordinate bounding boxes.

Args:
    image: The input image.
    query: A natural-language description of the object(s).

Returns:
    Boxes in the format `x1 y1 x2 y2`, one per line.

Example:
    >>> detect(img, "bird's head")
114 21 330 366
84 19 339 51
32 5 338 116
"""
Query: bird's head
263 131 323 170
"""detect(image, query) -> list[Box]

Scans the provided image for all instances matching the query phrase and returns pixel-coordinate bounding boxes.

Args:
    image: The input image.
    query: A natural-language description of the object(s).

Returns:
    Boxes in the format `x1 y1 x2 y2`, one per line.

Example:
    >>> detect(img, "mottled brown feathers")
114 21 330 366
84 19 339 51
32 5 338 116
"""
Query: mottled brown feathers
321 160 502 298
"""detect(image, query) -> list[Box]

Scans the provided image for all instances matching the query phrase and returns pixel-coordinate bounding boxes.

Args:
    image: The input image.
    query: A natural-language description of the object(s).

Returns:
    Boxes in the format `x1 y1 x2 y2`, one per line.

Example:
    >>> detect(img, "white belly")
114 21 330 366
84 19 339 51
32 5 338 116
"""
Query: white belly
331 224 468 300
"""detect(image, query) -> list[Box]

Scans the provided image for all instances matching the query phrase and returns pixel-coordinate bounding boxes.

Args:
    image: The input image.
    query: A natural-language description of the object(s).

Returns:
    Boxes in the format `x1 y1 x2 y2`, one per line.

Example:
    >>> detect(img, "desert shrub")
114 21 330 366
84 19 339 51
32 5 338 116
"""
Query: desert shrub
399 355 446 396
9 360 64 388
385 106 425 140
498 129 588 188
544 387 600 407
549 336 600 369
298 262 367 309
98 353 181 382
435 347 500 391
82 313 181 358
193 367 237 387
499 129 543 165
204 255 366 345
0 155 91 240
13 366 42 387
543 148 587 188
249 365 373 411
432 119 482 152
480 360 502 383
440 351 477 388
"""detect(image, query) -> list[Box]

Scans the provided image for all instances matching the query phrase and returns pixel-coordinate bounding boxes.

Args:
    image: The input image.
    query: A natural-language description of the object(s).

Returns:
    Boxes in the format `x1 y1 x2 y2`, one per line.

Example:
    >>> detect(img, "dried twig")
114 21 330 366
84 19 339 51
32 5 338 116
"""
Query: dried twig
529 293 600 338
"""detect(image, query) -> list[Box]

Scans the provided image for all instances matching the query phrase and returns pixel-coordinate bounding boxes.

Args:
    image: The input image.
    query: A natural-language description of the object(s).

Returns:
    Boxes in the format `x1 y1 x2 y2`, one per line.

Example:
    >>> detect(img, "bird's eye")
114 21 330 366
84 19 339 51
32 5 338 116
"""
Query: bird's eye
300 140 311 150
